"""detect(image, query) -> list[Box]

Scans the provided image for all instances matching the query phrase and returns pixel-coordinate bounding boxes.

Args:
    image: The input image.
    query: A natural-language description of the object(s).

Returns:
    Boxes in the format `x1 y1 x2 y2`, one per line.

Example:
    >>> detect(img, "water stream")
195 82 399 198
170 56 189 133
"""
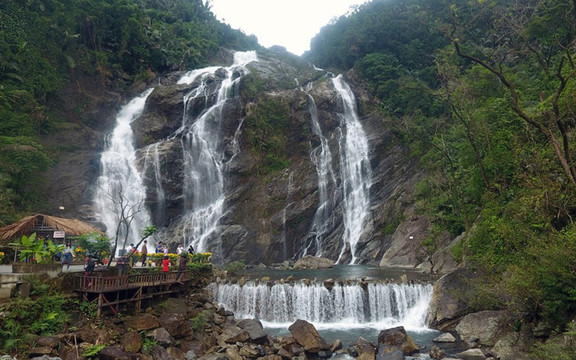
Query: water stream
211 267 438 357
93 89 155 251
332 75 372 264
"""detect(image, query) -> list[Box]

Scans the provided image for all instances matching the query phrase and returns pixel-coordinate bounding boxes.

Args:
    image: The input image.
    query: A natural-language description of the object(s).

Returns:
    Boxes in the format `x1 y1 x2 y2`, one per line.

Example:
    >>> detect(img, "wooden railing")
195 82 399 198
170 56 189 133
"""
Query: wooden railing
73 270 191 292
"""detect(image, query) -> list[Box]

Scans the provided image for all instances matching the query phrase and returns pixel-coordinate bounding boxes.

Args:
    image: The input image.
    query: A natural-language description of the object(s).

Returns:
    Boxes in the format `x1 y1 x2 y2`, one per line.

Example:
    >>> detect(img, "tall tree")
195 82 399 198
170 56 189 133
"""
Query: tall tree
443 0 576 187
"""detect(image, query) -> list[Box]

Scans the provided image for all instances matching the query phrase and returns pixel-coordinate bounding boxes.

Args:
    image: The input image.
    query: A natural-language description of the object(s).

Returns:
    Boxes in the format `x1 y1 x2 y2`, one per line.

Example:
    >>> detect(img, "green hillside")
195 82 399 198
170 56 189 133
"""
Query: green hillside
0 0 258 224
307 0 576 351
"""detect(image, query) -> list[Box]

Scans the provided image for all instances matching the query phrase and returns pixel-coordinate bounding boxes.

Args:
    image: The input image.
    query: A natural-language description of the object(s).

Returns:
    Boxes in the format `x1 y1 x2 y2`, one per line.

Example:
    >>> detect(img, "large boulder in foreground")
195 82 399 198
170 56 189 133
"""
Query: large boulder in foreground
288 319 329 353
455 310 511 347
377 326 419 356
426 268 479 331
293 255 335 269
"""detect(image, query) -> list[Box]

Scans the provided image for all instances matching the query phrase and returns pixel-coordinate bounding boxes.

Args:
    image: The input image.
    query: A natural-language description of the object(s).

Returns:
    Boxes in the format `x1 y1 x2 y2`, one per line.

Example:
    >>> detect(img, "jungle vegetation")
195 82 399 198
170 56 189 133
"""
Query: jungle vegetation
2 0 576 355
306 0 576 352
0 0 258 225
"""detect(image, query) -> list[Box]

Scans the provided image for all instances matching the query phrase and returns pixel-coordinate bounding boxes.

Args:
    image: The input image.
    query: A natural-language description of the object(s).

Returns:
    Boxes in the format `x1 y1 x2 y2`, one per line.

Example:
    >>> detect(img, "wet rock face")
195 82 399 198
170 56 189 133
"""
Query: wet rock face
46 50 433 268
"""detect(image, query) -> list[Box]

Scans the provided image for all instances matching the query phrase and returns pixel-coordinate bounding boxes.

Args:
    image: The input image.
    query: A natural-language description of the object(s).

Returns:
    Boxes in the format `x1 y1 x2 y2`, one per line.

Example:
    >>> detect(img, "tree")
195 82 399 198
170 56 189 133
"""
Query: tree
105 185 151 268
443 0 576 187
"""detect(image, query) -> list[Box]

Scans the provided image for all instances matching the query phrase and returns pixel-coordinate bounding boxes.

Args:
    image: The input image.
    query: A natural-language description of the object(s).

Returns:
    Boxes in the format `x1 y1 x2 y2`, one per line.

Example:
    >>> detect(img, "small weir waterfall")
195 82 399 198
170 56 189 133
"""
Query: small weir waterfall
211 281 432 331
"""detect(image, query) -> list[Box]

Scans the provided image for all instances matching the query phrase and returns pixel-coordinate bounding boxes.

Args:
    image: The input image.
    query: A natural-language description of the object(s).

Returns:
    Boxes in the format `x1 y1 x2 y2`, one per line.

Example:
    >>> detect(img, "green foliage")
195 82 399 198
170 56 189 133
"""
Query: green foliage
0 277 71 352
70 233 111 260
190 310 209 332
9 233 63 264
79 301 98 317
140 332 157 354
83 344 106 358
245 97 292 174
224 260 246 275
531 321 576 360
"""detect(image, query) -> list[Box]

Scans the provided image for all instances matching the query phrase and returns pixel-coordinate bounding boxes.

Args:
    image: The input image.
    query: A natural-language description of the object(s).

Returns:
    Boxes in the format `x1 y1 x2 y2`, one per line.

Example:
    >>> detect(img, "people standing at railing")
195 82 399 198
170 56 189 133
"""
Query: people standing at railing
176 252 187 283
140 240 148 267
84 256 95 287
162 255 170 281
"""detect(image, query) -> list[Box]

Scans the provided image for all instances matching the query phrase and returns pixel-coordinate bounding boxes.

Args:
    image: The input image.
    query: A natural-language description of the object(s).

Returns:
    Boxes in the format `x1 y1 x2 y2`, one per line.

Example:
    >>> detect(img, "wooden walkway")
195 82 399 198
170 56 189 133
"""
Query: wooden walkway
73 270 191 317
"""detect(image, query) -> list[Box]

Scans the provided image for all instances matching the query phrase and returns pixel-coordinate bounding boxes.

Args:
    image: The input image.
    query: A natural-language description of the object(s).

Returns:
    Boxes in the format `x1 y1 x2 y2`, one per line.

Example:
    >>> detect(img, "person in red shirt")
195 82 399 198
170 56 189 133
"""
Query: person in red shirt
162 255 170 280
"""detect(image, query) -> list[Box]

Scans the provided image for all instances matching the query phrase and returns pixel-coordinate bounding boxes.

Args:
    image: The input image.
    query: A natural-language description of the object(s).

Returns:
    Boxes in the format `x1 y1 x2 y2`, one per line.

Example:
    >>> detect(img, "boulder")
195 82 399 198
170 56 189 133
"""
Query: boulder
293 256 335 269
457 348 486 360
152 344 177 360
375 344 405 360
219 323 250 344
455 311 511 347
237 318 268 344
159 313 192 338
130 313 160 331
355 337 376 360
27 347 54 357
167 345 186 360
98 346 138 360
225 345 243 360
377 326 419 355
163 298 189 315
148 327 174 347
120 331 142 353
490 330 534 360
288 319 329 352
429 346 446 359
426 268 478 330
35 336 60 349
433 333 456 343
239 344 265 358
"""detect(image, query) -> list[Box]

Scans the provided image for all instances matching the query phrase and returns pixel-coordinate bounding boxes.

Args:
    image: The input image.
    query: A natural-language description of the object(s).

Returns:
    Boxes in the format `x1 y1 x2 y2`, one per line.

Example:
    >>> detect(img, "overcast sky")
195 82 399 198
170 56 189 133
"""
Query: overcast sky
209 0 370 56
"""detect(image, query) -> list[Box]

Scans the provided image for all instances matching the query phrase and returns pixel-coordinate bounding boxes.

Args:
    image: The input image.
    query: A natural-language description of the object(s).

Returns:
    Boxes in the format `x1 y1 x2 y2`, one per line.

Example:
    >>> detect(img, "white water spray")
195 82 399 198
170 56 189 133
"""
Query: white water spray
304 89 337 257
93 89 154 250
176 51 258 253
211 281 432 331
332 76 372 264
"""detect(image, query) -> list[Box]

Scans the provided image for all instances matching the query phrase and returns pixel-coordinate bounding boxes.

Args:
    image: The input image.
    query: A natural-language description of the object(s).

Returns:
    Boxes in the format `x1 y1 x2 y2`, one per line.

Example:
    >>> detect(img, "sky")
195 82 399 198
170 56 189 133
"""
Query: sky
209 0 370 56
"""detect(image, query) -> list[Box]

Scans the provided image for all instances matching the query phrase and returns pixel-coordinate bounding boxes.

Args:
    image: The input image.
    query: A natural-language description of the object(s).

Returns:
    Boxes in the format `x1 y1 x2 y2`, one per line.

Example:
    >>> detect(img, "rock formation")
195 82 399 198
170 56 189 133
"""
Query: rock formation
41 48 432 268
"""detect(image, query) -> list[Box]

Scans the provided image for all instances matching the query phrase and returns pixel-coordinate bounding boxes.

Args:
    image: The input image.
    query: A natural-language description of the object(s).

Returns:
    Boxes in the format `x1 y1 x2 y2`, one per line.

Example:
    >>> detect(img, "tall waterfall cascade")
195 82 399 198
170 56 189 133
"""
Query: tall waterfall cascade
210 281 432 331
93 51 258 253
93 89 155 250
304 85 337 258
332 76 372 264
174 51 258 253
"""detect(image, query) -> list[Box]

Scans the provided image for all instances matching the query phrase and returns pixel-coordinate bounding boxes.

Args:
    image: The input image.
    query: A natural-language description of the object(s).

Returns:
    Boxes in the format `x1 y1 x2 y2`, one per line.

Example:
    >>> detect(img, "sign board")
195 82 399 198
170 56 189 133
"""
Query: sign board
53 231 66 238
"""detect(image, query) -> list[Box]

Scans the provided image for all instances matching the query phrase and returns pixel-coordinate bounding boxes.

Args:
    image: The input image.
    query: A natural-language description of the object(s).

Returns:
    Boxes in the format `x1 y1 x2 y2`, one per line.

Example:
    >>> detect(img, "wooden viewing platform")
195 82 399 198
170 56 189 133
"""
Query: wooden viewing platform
73 270 191 317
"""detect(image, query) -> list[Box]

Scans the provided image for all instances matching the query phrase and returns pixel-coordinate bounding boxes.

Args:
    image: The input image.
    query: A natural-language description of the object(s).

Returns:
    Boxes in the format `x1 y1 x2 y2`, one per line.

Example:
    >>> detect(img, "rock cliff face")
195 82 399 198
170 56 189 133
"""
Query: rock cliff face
43 48 433 267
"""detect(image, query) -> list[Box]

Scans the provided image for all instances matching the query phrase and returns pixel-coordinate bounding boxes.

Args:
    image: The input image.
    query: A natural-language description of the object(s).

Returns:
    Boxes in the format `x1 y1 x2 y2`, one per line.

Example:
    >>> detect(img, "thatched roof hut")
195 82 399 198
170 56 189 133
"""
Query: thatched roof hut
0 214 105 242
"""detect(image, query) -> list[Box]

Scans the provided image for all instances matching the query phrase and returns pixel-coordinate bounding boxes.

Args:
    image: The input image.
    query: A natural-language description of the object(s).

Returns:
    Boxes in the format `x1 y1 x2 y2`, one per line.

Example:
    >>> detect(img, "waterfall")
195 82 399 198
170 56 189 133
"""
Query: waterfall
210 281 432 331
280 172 294 260
93 89 155 251
142 143 166 226
332 76 372 264
175 51 258 253
304 90 337 257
